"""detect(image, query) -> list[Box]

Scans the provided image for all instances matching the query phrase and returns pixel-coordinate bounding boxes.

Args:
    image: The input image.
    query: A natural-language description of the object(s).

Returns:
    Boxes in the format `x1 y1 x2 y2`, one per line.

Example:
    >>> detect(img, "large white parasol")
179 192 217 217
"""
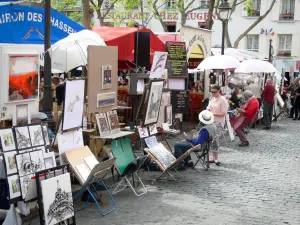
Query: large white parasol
235 59 279 73
49 30 106 72
197 55 240 70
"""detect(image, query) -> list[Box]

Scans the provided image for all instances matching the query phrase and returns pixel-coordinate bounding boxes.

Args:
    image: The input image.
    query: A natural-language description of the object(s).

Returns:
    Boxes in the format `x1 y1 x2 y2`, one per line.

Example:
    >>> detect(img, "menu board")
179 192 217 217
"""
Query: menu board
171 90 189 113
165 42 188 78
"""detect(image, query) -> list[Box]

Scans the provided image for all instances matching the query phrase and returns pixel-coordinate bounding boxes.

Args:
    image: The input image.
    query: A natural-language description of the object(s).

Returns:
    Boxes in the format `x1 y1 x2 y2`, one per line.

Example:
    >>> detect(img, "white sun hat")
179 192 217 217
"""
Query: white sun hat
199 110 214 125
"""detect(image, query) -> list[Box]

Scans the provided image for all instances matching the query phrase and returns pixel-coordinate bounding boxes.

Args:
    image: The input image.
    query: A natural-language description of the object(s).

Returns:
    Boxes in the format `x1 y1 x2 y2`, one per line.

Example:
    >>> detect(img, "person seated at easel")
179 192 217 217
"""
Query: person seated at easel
174 110 217 170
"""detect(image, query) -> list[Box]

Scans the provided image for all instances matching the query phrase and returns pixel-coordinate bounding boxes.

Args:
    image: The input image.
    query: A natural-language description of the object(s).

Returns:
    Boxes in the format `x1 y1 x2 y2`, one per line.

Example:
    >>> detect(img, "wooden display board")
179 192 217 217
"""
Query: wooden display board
87 46 118 113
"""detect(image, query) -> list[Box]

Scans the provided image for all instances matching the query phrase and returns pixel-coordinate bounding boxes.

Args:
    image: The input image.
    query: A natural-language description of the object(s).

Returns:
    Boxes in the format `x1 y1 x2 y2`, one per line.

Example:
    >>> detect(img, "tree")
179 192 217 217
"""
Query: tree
206 0 216 30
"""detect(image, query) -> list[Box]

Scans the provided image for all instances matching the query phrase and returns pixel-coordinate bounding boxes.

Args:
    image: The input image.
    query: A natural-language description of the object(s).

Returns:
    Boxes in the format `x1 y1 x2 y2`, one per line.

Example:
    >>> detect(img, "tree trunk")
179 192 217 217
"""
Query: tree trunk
82 0 91 29
152 0 167 31
233 0 276 48
225 20 232 48
206 0 215 30
181 12 187 27
140 0 145 26
99 16 105 26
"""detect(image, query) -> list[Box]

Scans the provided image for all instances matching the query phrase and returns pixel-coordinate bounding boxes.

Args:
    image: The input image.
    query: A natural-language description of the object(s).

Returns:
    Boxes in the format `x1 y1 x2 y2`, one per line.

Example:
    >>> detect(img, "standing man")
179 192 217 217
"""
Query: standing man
288 78 299 119
261 79 275 130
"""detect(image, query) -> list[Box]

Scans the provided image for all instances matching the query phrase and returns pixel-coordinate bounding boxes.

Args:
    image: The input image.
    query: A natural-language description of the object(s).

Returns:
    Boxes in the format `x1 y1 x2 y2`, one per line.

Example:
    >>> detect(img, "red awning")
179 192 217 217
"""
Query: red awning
156 34 181 44
92 27 165 64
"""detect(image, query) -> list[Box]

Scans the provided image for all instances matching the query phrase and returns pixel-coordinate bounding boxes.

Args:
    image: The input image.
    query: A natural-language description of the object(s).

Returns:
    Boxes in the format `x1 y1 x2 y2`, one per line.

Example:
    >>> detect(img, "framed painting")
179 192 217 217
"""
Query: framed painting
143 79 164 126
3 151 18 175
28 124 45 147
44 152 56 169
13 104 30 126
7 174 21 202
106 110 120 133
96 113 111 137
14 126 32 150
102 65 113 89
0 128 16 152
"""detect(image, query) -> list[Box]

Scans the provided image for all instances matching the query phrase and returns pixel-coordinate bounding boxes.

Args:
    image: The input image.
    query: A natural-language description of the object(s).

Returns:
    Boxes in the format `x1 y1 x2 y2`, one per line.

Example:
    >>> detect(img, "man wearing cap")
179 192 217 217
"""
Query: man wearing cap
174 110 217 169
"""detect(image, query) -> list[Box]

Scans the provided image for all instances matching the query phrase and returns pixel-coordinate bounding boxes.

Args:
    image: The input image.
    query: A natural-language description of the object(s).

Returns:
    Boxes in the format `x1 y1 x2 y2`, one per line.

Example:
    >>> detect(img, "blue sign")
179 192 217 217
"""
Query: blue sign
0 4 85 44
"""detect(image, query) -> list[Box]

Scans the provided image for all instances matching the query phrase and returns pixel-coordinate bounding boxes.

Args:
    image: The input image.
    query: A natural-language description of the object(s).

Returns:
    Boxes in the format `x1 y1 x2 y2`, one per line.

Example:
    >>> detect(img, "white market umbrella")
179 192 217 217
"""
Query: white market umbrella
235 59 278 73
197 55 240 70
49 30 106 72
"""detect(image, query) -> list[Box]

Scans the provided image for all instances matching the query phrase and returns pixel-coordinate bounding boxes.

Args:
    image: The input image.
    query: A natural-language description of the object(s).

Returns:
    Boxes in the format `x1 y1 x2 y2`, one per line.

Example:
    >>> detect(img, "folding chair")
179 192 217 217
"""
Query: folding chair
192 140 211 171
243 111 259 143
144 144 200 182
111 138 148 197
66 146 116 216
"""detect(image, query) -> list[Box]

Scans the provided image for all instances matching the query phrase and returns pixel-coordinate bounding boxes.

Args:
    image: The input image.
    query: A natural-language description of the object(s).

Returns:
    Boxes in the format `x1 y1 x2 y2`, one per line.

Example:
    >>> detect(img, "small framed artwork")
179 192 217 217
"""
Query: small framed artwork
14 126 32 150
106 110 120 133
16 152 32 176
4 151 18 175
30 150 45 173
28 124 45 147
138 127 149 138
96 92 116 108
96 113 111 137
165 105 172 125
0 128 16 152
13 104 30 126
102 65 112 89
20 173 34 200
7 174 21 201
41 123 51 146
143 79 164 126
44 152 56 169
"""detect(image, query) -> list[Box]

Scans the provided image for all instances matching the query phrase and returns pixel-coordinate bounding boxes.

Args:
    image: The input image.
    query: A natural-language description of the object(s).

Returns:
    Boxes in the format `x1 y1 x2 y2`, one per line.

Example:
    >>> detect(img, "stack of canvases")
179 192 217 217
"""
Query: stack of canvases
0 123 56 203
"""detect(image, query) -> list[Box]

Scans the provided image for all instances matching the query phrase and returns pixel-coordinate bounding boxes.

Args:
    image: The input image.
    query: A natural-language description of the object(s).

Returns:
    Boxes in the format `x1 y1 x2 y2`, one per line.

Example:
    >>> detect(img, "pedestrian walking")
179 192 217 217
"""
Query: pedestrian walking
261 79 275 130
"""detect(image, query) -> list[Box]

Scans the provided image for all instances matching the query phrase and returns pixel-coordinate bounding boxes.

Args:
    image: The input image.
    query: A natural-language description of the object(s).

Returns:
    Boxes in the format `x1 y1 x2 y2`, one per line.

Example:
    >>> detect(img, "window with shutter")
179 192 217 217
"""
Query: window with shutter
246 35 259 52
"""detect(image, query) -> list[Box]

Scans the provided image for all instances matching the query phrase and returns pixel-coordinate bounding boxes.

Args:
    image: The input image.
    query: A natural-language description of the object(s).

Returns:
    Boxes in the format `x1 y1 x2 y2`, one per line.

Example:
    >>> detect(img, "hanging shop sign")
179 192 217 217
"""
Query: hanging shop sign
171 90 189 114
0 4 84 44
165 41 188 78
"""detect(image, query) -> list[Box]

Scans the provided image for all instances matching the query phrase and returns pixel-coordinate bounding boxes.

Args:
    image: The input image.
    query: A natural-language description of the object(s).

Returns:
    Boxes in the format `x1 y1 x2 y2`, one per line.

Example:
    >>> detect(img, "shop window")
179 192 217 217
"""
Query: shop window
246 35 259 52
277 34 292 57
166 25 176 32
279 0 295 20
247 0 261 16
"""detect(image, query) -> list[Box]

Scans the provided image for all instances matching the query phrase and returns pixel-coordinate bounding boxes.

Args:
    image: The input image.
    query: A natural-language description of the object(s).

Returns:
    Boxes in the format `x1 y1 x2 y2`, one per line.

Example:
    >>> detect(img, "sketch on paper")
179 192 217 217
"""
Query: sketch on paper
96 113 110 137
7 174 21 200
73 129 83 148
107 110 120 133
15 126 31 149
4 151 18 175
138 127 149 138
30 150 45 173
44 152 56 169
41 173 74 225
16 152 32 176
20 174 33 199
0 128 16 152
144 80 164 125
144 136 159 149
149 124 158 135
29 125 45 147
150 52 168 79
42 124 50 145
63 80 85 131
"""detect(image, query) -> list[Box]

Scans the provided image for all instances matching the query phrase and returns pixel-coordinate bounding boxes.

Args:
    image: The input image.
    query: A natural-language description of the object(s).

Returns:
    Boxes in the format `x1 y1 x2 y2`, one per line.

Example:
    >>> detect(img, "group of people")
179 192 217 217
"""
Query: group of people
174 78 278 170
287 78 300 120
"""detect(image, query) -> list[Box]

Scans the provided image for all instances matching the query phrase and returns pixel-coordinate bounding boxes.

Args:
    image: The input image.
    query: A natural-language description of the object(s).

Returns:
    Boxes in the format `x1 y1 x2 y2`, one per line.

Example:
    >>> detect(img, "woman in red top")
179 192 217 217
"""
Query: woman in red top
234 90 259 147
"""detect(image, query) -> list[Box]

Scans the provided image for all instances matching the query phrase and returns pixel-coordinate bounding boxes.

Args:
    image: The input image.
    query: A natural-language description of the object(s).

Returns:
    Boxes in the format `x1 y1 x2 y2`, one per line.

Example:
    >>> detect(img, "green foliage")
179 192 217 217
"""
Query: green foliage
243 0 254 16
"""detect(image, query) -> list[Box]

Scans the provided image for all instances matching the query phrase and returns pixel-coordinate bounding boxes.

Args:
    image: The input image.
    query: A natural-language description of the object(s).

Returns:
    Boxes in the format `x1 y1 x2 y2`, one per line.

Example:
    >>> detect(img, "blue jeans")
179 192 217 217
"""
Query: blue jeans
174 141 193 166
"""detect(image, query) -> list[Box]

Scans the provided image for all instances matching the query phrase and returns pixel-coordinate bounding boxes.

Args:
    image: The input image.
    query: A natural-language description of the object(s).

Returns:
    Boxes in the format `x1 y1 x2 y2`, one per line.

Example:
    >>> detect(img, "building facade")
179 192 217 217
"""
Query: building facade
98 0 300 74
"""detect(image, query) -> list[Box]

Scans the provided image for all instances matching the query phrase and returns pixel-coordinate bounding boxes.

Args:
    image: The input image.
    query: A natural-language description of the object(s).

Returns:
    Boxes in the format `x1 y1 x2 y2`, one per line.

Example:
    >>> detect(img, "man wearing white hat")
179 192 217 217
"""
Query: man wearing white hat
174 110 217 170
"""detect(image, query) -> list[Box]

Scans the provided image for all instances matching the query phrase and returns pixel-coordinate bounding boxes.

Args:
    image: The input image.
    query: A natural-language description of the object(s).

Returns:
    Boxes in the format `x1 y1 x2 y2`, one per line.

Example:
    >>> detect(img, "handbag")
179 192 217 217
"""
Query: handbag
0 179 9 210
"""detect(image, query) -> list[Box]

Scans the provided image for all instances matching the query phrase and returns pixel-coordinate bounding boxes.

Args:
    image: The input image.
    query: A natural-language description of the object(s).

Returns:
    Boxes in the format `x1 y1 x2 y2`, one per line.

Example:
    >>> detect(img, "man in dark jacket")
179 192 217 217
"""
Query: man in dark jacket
261 79 275 129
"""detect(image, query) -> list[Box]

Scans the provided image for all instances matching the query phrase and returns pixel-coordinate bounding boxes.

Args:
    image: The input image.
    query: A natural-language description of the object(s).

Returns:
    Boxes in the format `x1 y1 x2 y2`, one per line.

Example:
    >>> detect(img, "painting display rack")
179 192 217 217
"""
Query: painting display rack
36 165 76 225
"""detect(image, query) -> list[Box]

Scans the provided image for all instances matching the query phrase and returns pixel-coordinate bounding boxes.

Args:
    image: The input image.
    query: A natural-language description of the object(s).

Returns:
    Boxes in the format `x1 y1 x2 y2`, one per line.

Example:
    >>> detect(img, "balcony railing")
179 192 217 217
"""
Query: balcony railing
248 9 260 17
277 50 291 57
279 13 294 20
200 1 210 8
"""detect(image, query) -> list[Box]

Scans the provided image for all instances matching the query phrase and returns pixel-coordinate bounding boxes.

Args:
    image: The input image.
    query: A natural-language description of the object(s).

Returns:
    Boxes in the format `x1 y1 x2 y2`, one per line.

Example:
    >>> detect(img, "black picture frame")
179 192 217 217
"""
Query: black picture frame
41 122 51 146
27 123 45 148
6 174 22 204
0 127 17 153
13 125 32 150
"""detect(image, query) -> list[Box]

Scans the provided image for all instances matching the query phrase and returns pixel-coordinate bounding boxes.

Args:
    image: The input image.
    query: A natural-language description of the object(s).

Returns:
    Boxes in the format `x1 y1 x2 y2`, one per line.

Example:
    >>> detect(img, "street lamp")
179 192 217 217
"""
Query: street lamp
217 0 232 55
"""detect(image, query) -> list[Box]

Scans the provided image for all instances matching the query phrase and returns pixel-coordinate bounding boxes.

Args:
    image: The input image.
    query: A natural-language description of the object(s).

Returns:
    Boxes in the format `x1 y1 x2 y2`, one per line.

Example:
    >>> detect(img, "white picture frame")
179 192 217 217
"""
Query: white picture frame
4 151 18 175
106 110 120 133
13 104 30 126
150 52 168 79
44 152 56 169
96 92 116 108
96 113 111 137
30 150 45 173
28 124 45 147
102 65 112 89
7 174 21 200
14 126 31 150
144 80 164 126
0 128 16 152
62 79 85 131
41 173 74 225
138 127 149 138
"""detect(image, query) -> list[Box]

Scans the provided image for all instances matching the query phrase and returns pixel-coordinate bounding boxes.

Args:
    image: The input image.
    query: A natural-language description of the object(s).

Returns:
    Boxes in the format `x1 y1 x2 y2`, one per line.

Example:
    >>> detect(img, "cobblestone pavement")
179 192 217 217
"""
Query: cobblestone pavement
29 119 300 225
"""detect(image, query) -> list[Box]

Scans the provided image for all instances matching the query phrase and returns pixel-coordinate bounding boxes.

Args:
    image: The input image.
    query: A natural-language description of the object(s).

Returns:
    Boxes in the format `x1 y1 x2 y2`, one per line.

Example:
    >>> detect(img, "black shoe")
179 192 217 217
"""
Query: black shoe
238 142 249 147
215 161 221 166
292 118 297 120
187 161 194 168
263 127 271 130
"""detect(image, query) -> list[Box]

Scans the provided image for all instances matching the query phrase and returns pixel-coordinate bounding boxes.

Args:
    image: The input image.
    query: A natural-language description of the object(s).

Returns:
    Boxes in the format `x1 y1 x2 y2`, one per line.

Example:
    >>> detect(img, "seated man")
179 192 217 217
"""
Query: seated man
234 90 259 147
174 110 217 169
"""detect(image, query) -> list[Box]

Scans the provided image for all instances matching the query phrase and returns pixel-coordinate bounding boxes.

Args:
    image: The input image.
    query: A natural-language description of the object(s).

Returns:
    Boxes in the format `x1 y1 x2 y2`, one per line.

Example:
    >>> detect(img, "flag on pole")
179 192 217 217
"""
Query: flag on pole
260 28 265 35
269 28 275 36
